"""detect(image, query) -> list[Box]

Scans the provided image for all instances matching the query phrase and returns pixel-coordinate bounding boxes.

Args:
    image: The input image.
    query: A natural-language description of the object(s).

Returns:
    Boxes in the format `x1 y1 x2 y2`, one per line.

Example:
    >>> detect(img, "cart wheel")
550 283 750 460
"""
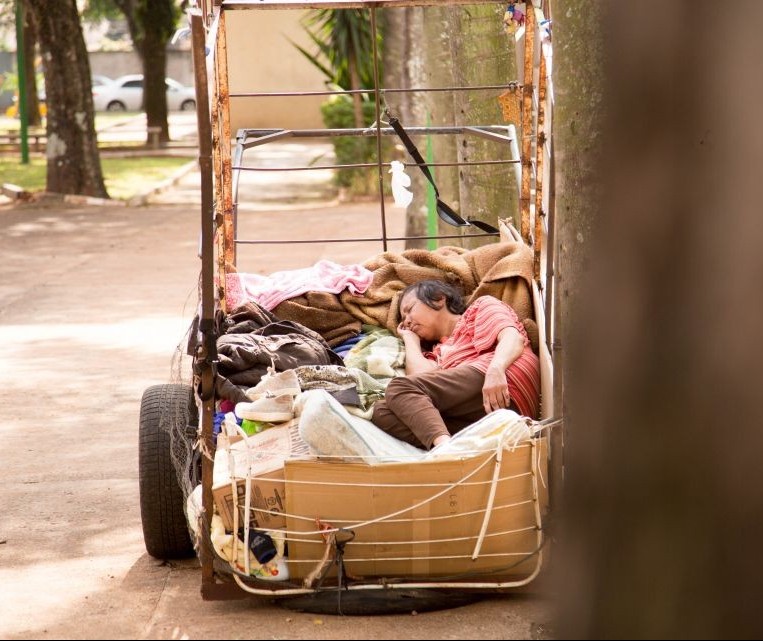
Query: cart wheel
139 383 197 559
278 588 482 615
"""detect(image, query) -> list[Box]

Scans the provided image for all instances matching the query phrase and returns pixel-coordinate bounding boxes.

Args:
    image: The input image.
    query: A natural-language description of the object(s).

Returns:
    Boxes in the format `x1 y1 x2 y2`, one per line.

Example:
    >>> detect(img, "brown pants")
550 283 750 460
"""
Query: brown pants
371 365 488 450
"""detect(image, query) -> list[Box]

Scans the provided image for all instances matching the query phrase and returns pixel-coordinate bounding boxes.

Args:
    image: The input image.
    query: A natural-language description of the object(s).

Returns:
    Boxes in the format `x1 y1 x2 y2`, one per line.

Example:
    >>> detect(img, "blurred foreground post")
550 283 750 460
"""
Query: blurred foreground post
555 1 763 637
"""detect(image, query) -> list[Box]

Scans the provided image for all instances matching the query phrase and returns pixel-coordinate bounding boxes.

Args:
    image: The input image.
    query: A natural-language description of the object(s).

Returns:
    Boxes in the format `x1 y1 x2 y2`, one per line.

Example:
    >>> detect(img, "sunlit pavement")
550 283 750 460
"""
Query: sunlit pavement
95 111 199 147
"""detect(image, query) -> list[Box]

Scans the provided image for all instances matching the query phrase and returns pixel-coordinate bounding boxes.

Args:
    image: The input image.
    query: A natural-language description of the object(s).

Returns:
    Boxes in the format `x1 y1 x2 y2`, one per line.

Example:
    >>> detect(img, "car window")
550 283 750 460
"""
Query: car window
123 80 143 89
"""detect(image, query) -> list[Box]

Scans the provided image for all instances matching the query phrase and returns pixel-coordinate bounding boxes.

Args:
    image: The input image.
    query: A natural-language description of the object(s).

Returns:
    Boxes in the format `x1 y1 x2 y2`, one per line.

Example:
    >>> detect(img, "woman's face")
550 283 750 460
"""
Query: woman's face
399 291 444 342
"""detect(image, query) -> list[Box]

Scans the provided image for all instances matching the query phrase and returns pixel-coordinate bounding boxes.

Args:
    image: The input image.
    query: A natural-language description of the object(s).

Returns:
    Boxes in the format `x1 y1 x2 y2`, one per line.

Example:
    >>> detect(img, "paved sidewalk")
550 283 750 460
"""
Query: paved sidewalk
0 139 554 639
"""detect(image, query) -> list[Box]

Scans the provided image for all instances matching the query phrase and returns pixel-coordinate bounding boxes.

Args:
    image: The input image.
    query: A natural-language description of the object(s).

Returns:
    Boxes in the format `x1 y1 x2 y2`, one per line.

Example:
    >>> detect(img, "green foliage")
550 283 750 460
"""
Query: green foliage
0 71 45 94
136 0 182 41
321 96 384 193
86 0 183 42
294 9 380 90
293 8 385 196
81 0 123 21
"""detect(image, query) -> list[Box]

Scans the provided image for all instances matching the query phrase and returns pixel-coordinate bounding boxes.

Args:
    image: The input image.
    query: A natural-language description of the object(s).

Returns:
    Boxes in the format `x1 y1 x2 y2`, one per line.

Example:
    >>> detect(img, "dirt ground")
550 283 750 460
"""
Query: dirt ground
0 155 555 639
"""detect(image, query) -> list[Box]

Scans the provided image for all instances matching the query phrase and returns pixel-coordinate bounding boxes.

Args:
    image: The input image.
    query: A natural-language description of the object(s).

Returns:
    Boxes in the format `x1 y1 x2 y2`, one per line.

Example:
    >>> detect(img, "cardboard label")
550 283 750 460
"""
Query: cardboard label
212 422 309 530
213 468 286 530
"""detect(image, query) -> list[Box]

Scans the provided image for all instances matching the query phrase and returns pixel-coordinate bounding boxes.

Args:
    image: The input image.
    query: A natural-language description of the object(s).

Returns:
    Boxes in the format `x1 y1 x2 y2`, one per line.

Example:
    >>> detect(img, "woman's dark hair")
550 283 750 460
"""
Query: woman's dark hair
399 280 466 316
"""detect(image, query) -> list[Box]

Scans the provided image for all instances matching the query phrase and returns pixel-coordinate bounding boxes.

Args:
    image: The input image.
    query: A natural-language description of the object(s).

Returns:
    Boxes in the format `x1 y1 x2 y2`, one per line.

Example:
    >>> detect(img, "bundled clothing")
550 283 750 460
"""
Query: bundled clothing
215 302 342 403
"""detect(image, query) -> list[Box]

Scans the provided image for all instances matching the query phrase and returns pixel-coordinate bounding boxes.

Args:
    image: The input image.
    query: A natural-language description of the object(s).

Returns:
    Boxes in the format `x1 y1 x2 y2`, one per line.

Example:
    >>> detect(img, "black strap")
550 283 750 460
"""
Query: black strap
387 115 440 196
387 112 500 235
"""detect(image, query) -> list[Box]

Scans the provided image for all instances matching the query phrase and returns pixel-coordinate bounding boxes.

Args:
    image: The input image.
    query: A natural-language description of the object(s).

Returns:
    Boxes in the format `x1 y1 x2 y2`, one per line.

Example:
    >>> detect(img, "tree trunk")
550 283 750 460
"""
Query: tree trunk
387 5 516 250
26 0 107 198
22 4 42 128
550 5 606 625
447 4 517 249
114 0 175 145
421 5 459 244
382 7 430 249
140 31 170 145
555 1 763 637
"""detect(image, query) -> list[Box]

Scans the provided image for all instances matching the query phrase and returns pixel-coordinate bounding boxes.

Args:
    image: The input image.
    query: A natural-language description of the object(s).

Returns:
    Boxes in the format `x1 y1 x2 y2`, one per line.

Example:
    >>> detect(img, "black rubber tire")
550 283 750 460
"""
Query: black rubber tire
180 99 196 111
278 588 483 616
139 383 196 559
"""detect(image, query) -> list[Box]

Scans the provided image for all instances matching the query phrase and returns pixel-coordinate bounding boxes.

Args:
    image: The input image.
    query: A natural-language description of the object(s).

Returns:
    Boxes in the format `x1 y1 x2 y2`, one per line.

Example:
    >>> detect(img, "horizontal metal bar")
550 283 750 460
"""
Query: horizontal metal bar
230 83 519 98
223 0 509 10
232 158 520 172
234 232 499 245
239 125 516 139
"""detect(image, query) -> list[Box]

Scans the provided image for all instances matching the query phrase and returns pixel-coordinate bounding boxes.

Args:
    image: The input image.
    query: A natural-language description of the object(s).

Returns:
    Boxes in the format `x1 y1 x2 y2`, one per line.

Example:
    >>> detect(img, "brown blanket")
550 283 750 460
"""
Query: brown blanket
339 240 535 333
273 291 361 347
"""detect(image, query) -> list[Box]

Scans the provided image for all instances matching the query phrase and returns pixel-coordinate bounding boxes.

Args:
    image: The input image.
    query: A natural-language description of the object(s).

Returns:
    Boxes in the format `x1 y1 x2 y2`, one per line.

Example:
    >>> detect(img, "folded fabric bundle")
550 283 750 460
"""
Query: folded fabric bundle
273 291 361 347
343 325 405 381
226 259 374 312
296 389 425 464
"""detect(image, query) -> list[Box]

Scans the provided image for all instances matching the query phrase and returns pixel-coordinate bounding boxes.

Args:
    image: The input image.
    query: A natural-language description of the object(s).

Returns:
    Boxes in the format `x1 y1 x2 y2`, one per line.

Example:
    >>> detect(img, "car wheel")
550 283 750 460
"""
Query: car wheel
139 383 197 559
180 99 196 111
106 101 127 112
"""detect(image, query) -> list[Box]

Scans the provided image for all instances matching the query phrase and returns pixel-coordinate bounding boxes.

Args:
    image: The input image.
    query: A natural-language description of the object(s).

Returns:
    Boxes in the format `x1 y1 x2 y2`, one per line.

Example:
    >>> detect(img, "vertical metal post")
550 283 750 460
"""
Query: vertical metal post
216 12 235 294
370 7 388 252
533 52 547 280
520 5 535 244
15 0 29 164
190 8 216 590
425 112 437 250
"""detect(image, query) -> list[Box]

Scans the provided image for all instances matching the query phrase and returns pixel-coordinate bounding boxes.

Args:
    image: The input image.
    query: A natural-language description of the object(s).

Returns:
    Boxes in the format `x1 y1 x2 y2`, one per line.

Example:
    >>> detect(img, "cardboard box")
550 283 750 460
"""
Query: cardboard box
284 437 548 582
212 421 309 531
212 467 287 531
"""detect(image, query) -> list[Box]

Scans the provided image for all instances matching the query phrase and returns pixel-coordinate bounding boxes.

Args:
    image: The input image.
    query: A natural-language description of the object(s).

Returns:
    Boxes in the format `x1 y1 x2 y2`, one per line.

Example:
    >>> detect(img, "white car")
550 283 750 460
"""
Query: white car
92 74 196 112
91 74 113 88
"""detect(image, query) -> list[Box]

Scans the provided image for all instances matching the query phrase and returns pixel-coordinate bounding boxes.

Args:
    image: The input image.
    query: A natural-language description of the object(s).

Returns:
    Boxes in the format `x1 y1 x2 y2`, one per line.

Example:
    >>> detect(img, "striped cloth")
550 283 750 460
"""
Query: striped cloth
428 296 540 419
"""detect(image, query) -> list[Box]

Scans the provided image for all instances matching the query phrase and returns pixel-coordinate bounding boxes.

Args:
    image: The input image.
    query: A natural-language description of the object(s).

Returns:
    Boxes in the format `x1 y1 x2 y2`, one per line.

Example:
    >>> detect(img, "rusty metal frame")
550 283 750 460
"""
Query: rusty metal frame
189 0 558 602
533 52 547 281
519 4 535 246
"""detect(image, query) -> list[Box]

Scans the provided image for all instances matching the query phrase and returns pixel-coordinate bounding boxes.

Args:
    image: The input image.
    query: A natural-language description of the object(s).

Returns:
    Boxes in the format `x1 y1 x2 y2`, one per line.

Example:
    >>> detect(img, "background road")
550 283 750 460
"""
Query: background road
0 146 554 639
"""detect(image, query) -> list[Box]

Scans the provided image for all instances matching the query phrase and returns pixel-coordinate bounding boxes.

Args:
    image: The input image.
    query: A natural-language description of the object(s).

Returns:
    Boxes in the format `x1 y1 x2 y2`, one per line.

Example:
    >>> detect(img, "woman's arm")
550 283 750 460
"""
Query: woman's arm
482 326 524 413
398 324 438 375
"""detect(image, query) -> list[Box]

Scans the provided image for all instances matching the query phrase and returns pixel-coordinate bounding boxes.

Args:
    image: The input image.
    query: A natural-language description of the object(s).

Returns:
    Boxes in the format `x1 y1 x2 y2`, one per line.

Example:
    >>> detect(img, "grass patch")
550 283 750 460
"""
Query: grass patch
102 156 191 199
0 155 192 200
1 112 145 132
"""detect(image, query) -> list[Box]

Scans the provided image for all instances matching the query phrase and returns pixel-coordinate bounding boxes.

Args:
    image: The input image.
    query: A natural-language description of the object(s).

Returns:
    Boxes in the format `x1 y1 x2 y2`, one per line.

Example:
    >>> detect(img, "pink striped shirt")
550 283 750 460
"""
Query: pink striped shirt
428 296 540 419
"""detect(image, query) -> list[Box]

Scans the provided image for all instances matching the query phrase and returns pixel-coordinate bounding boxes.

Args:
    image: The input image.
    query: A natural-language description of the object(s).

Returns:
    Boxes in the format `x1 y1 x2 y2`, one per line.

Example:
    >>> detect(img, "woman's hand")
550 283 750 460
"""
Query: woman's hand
481 327 523 413
397 321 421 346
482 366 510 413
398 320 437 375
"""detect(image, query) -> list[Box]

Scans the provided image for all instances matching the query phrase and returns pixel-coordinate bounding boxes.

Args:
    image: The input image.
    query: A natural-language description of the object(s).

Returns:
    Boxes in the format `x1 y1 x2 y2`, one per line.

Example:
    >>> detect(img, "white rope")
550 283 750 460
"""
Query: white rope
221 415 256 575
279 467 532 489
244 496 535 526
220 423 550 583
523 438 545 581
284 524 538 549
471 439 503 559
286 451 497 537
